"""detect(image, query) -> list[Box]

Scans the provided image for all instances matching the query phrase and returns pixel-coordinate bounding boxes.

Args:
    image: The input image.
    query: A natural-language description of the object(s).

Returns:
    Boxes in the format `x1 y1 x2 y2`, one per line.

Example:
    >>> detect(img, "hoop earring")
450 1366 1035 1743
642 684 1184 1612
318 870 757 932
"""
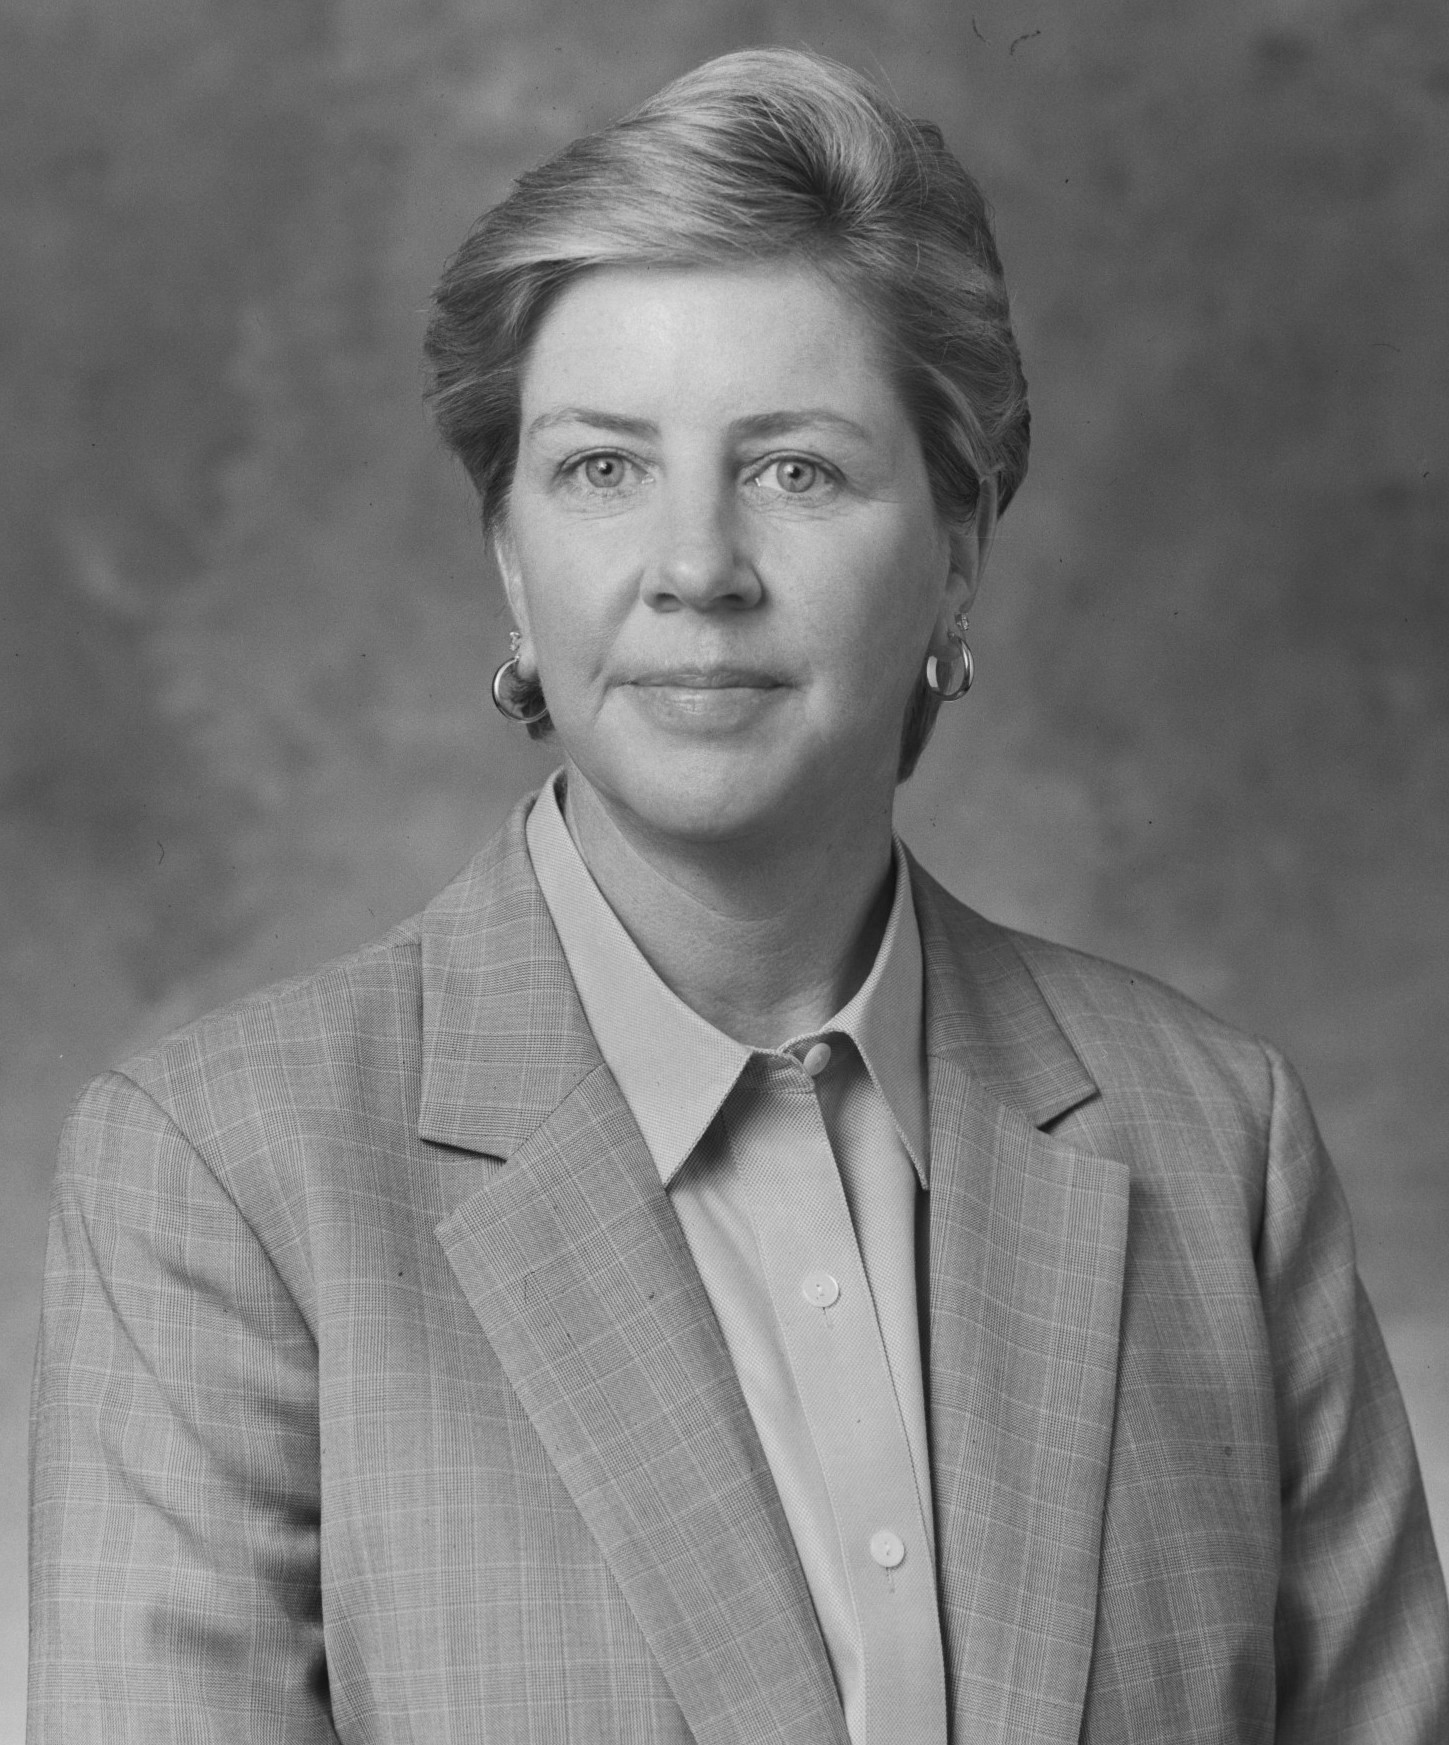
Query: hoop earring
491 631 550 725
924 614 974 701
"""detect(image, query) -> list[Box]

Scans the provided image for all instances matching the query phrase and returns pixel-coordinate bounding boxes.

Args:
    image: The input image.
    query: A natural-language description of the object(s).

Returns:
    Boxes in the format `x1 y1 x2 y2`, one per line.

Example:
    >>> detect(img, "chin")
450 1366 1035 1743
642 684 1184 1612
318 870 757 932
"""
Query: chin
577 730 817 850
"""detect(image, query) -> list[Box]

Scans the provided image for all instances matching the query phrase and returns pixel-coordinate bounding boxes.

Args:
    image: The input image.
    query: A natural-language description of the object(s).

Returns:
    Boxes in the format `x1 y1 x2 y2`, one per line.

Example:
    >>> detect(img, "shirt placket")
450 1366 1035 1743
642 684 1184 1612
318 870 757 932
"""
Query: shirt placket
726 1053 948 1745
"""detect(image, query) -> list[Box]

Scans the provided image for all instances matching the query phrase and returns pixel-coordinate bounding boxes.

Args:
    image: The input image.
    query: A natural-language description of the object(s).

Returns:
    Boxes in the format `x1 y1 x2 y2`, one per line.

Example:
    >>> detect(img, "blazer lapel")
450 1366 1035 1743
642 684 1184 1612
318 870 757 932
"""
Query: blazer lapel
422 803 846 1745
912 861 1131 1745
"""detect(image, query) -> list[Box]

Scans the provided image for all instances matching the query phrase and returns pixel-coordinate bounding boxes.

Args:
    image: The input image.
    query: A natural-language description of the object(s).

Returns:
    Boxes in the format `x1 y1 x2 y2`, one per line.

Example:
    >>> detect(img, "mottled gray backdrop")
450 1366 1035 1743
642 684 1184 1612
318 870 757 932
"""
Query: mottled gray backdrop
4 0 1446 1731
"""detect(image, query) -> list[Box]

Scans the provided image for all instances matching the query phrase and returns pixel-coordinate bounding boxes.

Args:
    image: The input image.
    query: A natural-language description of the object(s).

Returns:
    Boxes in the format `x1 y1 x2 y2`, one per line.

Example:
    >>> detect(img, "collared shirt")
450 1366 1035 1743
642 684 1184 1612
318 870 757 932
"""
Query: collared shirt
526 773 947 1745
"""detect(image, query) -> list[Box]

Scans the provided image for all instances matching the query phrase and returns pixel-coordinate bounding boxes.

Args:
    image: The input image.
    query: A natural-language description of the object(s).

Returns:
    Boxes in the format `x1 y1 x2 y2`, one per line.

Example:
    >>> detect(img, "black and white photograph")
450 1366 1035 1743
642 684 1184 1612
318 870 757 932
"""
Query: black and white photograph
7 2 1448 1740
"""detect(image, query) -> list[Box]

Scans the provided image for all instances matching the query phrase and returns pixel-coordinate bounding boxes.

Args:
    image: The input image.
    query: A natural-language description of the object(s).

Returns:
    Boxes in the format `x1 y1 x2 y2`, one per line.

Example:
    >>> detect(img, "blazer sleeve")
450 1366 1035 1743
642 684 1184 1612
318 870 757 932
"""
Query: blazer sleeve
28 1070 340 1743
1258 1043 1449 1743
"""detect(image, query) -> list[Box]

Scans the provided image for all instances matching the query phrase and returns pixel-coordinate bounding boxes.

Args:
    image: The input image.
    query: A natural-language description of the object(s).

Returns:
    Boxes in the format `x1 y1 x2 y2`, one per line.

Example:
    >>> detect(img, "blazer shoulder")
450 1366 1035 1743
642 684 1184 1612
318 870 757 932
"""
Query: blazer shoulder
913 860 1275 1120
83 847 505 1178
1011 927 1259 1058
113 913 426 1120
52 827 536 1329
111 818 534 1103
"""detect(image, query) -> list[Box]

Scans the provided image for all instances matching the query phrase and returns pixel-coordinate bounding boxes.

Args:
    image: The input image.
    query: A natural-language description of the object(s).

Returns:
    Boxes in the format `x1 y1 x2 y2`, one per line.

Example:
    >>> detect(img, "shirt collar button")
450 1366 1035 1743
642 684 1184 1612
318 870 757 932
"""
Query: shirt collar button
800 1041 832 1078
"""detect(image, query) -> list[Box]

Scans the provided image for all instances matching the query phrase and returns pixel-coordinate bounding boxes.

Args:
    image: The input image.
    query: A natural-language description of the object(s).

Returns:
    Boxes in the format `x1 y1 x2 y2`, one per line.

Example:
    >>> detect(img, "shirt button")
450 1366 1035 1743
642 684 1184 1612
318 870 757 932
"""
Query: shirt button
800 1041 832 1077
870 1530 906 1569
801 1271 840 1308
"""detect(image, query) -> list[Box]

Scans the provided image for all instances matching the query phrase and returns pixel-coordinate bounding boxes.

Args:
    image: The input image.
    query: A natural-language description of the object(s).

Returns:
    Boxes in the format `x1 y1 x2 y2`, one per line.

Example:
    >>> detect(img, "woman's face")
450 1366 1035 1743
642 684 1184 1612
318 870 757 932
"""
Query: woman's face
500 261 981 852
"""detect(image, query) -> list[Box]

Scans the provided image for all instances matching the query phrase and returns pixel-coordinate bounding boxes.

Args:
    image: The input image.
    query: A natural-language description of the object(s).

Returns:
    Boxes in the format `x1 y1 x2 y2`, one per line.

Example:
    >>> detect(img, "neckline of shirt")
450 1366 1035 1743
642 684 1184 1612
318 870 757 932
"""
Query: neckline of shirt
525 769 929 1188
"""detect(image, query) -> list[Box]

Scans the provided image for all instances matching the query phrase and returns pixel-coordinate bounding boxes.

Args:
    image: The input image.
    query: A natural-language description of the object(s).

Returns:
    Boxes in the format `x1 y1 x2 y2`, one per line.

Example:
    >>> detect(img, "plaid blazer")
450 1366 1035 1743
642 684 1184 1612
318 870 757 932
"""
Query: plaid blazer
30 796 1448 1744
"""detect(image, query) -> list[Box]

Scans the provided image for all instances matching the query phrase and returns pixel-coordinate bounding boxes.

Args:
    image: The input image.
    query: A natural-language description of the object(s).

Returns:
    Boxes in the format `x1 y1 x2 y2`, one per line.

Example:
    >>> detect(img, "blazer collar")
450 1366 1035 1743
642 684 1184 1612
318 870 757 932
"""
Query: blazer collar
417 795 1101 1162
425 799 851 1742
909 859 1125 1745
417 794 602 1160
908 854 1098 1128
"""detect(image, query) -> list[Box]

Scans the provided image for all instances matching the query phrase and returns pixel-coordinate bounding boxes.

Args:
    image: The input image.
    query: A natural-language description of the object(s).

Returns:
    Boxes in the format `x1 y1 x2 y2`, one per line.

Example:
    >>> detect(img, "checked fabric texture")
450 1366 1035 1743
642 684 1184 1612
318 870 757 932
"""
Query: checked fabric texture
29 793 1449 1744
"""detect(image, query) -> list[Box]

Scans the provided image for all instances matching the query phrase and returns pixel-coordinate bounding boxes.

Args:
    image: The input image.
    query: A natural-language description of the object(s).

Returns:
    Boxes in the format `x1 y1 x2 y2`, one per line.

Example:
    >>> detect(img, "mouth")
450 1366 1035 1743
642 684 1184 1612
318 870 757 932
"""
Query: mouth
620 667 788 734
627 668 784 690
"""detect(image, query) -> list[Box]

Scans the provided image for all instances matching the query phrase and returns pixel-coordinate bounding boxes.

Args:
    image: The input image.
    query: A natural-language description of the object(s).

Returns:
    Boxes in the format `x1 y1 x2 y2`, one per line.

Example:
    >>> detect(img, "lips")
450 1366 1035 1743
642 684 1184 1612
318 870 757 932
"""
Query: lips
626 667 783 689
620 666 787 733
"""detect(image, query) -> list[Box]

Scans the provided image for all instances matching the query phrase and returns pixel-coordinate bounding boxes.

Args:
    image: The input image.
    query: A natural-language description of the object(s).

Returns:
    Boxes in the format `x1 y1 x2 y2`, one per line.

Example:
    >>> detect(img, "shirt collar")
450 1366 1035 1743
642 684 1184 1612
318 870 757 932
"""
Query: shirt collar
526 771 928 1188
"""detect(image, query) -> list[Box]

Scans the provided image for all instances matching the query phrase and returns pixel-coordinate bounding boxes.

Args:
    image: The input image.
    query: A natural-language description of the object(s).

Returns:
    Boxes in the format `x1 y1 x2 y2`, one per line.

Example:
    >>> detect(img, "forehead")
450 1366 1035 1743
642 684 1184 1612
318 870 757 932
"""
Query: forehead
519 262 901 430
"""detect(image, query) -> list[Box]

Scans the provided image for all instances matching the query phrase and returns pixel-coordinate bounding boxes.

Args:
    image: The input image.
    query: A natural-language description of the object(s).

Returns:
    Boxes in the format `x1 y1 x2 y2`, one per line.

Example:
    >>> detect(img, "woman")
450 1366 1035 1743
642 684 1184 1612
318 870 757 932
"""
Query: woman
29 47 1447 1745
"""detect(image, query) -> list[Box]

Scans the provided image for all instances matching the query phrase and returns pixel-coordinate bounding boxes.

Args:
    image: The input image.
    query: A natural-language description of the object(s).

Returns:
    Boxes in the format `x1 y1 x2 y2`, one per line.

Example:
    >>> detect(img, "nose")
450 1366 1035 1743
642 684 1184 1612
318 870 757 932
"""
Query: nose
643 477 762 612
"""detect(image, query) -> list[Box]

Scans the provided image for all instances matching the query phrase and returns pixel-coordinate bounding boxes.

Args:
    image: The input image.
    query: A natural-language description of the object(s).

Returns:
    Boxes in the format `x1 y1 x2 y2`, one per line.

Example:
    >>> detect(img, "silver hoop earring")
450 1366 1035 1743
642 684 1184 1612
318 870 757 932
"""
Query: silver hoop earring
491 631 549 725
925 615 974 701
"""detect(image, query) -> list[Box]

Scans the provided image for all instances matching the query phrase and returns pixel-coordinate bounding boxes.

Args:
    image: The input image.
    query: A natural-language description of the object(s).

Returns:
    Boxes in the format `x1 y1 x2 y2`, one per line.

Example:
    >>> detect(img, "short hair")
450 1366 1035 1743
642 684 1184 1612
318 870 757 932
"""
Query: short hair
423 47 1029 778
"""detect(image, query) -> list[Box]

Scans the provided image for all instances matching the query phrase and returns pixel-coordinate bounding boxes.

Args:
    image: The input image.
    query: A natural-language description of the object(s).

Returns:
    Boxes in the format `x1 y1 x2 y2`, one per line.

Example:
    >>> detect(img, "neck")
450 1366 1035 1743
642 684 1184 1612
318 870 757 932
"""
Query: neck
561 765 898 1049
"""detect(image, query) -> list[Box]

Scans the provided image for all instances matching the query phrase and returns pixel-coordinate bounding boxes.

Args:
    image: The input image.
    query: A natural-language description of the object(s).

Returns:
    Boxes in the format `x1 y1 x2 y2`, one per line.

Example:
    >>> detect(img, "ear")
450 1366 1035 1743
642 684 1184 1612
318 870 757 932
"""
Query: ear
944 474 999 618
490 520 536 670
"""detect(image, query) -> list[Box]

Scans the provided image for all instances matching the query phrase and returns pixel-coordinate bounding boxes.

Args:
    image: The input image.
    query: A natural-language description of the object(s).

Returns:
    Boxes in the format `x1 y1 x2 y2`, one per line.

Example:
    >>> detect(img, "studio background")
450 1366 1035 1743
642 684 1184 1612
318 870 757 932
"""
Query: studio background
3 0 1446 1732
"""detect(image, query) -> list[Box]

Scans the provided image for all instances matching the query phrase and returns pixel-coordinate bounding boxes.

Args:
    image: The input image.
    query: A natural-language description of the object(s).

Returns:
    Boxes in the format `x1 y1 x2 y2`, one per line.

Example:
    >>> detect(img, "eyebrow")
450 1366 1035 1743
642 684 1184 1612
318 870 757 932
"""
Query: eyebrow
526 408 657 440
734 410 874 444
524 407 874 444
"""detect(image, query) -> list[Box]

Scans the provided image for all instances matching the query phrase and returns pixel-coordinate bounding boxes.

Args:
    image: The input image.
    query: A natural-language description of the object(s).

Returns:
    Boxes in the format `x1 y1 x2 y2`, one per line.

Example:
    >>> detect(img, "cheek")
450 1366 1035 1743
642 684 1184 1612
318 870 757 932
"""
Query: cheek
826 534 943 677
512 530 617 674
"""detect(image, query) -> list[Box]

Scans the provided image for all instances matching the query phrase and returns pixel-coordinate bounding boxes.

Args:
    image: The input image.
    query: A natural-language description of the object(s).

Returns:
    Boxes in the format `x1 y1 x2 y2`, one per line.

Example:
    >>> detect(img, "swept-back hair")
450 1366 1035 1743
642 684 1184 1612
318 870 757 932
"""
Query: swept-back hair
424 47 1029 777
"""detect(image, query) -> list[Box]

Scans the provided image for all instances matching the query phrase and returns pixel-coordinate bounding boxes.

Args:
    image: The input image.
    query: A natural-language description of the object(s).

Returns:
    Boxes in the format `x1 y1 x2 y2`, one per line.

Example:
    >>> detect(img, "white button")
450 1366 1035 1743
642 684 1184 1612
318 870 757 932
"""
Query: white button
870 1530 905 1569
800 1041 832 1077
801 1271 840 1308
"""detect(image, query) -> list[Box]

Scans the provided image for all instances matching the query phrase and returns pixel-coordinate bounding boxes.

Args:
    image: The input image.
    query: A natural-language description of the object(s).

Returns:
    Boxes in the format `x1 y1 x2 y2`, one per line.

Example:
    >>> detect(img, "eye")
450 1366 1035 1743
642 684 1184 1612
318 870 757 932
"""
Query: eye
754 456 829 497
577 453 631 490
